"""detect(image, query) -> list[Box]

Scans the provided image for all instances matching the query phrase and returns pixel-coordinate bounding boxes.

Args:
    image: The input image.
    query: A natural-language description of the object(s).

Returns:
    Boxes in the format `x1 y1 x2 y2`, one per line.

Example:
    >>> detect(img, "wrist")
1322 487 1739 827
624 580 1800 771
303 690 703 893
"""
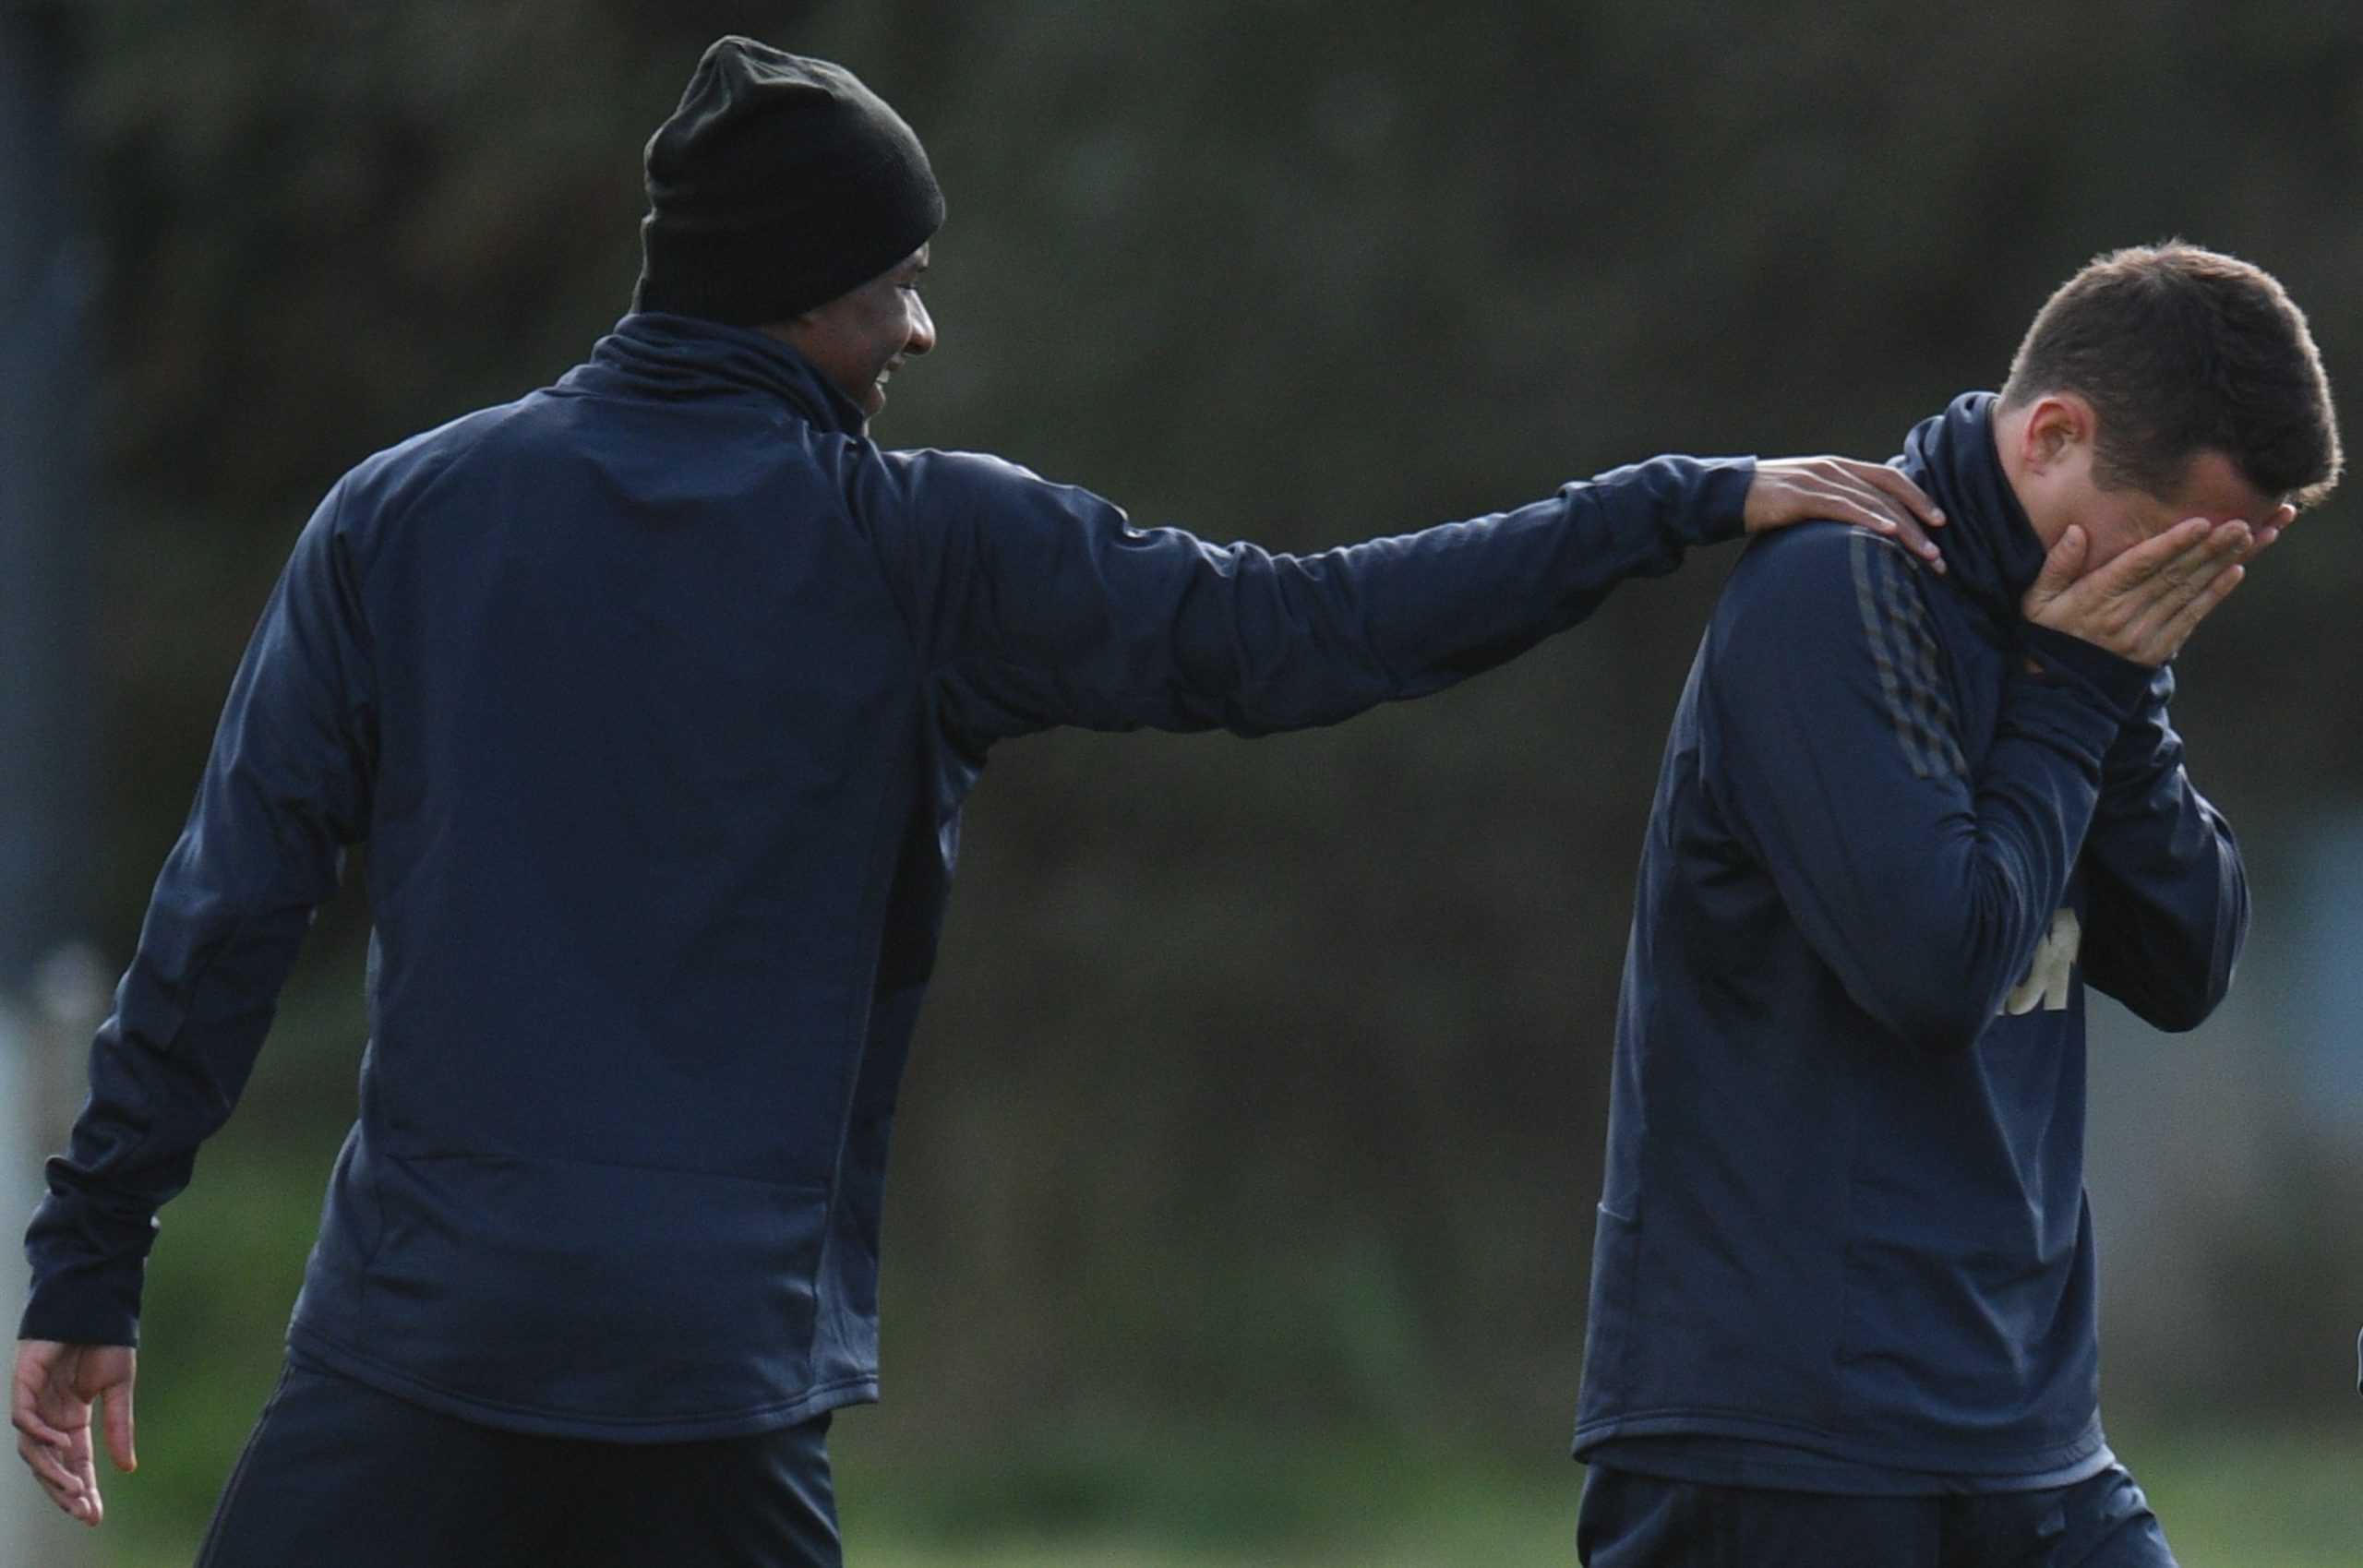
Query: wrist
2019 622 2153 719
1697 456 1757 544
2013 623 2164 722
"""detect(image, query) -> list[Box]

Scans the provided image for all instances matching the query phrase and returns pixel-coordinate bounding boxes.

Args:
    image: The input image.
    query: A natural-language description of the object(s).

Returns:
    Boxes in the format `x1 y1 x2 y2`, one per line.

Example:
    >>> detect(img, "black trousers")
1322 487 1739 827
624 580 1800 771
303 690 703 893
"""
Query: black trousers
1578 1463 2177 1568
196 1359 842 1568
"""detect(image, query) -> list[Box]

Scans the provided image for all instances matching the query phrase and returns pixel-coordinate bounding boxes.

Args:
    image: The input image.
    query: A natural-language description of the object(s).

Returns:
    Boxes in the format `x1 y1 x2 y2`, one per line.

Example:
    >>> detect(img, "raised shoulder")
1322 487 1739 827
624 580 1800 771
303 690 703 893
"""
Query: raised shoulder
327 396 559 572
342 398 540 505
882 447 1045 488
1711 521 1962 778
1720 521 1934 634
876 446 1115 528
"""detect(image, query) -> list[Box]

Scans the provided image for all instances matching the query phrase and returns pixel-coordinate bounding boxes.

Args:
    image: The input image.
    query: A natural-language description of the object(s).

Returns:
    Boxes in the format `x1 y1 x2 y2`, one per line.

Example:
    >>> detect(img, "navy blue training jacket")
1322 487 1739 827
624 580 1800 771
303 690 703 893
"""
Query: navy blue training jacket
22 313 1755 1441
1574 393 2245 1491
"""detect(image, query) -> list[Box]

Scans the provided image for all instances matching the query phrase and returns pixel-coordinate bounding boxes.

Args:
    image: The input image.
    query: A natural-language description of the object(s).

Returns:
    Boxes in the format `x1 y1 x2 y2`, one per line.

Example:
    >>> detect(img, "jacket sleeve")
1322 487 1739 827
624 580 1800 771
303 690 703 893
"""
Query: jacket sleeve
2075 665 2248 1031
19 484 375 1347
1702 525 2151 1054
860 447 1755 741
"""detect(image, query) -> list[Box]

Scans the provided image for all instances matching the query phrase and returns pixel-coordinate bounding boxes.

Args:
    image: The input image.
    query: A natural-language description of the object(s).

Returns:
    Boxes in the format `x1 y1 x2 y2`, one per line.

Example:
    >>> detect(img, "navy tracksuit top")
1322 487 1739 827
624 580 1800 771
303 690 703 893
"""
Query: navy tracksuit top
22 313 1755 1440
1575 393 2247 1491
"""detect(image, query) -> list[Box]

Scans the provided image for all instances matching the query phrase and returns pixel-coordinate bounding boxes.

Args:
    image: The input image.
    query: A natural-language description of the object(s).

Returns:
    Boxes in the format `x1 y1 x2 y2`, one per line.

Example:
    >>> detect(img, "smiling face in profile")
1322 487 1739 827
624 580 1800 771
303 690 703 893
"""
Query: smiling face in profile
770 245 935 425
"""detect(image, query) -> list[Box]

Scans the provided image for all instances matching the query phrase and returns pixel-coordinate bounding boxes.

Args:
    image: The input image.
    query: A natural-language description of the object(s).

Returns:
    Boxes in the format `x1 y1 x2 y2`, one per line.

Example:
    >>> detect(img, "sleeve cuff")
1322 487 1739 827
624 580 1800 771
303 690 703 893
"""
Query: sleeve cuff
2020 622 2154 720
1689 456 1757 545
20 1228 150 1347
18 1283 142 1348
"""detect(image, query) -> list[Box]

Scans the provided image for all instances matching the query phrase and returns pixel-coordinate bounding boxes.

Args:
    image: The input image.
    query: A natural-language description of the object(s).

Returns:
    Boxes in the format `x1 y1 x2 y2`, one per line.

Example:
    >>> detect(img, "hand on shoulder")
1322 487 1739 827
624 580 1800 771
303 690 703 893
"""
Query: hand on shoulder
1744 456 1947 572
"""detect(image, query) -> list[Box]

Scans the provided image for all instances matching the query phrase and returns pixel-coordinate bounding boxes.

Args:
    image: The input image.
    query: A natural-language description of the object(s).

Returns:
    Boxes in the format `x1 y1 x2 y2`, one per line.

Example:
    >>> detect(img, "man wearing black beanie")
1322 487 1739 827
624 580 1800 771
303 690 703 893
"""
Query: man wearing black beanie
6 32 2056 1568
635 42 946 330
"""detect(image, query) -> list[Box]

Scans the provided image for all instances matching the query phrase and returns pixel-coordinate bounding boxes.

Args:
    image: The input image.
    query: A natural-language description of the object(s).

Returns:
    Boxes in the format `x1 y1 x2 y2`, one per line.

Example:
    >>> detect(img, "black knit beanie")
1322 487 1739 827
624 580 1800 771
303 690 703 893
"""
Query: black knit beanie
633 38 945 327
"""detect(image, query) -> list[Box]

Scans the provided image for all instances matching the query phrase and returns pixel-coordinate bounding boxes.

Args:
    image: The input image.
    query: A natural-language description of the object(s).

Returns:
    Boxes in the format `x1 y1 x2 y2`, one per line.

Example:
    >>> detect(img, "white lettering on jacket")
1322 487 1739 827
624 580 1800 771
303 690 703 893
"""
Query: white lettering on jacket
2002 908 2081 1015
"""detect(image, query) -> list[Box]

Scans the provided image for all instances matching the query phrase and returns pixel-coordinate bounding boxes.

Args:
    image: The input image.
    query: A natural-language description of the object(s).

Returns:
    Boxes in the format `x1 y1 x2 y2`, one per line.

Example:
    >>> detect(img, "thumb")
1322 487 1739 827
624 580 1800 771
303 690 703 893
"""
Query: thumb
2025 525 2088 612
100 1371 134 1474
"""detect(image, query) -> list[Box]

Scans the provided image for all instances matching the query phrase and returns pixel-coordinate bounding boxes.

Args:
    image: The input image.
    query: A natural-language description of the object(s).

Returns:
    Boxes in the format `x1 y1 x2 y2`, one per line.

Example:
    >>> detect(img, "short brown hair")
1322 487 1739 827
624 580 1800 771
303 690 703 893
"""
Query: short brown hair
1999 243 2342 509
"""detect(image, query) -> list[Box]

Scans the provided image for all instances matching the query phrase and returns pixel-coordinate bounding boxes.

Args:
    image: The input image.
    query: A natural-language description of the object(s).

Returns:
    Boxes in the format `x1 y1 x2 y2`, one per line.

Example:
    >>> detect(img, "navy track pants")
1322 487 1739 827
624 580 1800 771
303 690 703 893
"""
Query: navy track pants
196 1358 842 1567
1578 1463 2177 1568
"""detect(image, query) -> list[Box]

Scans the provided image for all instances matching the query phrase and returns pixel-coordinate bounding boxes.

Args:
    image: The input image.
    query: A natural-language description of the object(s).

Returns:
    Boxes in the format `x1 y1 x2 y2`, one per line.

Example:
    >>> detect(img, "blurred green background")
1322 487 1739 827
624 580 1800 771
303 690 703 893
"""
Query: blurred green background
12 0 2363 1562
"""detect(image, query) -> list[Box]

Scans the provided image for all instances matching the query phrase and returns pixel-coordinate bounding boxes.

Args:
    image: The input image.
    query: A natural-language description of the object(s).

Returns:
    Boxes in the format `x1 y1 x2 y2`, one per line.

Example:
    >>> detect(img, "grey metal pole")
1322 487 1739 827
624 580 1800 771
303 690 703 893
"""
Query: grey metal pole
0 0 104 1557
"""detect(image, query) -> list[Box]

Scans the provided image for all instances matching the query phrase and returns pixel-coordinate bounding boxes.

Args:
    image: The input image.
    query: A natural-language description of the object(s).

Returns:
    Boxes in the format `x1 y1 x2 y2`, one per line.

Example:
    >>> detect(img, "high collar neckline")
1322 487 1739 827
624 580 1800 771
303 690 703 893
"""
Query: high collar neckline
560 311 871 437
1896 391 2048 620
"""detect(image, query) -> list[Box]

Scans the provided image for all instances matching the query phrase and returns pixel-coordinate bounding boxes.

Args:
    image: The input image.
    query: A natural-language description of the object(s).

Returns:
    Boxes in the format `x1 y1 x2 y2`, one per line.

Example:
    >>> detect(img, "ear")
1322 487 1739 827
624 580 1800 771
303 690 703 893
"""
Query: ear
2019 394 2096 476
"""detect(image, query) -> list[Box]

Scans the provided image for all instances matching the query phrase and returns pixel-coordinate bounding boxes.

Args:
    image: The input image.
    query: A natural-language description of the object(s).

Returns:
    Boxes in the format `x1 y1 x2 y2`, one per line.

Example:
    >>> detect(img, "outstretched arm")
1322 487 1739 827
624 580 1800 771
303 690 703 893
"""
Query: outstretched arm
865 449 1938 743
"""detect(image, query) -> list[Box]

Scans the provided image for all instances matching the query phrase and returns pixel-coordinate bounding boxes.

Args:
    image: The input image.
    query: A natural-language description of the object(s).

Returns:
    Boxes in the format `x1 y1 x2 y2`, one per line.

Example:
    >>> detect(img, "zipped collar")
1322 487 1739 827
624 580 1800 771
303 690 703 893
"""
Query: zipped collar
558 311 870 437
1897 392 2048 625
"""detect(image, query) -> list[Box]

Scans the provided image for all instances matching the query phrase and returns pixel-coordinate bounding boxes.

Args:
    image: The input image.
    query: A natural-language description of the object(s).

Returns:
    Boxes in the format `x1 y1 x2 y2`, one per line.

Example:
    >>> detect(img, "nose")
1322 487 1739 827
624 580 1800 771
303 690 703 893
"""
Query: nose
906 294 937 357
